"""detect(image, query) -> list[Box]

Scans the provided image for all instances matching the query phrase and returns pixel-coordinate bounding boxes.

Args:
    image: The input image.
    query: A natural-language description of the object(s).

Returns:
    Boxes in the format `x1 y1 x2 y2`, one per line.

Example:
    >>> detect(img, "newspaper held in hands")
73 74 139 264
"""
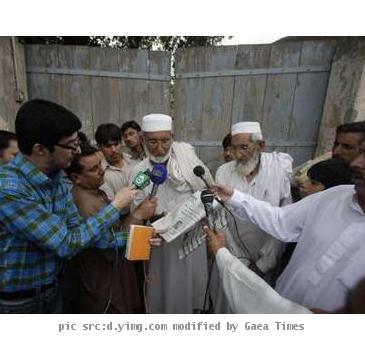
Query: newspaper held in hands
151 191 227 259
179 225 206 259
151 192 205 243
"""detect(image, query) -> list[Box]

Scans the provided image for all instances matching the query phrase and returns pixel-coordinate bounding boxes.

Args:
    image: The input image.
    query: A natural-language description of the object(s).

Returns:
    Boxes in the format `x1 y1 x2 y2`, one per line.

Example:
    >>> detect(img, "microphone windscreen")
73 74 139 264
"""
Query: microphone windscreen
193 165 205 177
150 164 168 185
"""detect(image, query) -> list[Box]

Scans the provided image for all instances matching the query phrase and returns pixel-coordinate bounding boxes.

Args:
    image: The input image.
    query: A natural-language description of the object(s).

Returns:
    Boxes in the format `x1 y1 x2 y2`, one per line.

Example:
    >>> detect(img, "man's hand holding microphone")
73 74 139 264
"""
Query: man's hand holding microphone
111 186 139 211
111 165 165 247
203 226 227 255
211 183 234 202
199 184 233 256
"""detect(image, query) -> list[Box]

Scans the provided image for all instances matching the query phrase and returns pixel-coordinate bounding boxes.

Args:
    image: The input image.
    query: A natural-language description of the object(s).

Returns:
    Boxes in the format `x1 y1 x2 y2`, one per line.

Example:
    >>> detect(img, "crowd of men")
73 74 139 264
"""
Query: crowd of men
0 98 364 314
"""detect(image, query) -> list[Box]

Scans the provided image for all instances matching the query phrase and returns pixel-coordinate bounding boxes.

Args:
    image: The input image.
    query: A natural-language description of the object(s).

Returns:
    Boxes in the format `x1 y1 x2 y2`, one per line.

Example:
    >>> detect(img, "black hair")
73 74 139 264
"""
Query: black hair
0 130 17 152
15 99 81 155
120 120 141 135
78 131 89 144
94 123 121 146
65 142 98 177
222 133 231 149
307 158 353 189
336 121 365 142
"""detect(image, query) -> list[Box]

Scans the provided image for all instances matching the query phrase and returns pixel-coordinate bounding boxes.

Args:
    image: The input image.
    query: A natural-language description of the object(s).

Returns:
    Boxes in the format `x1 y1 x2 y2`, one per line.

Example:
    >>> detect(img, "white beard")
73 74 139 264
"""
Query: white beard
235 151 260 177
144 146 172 164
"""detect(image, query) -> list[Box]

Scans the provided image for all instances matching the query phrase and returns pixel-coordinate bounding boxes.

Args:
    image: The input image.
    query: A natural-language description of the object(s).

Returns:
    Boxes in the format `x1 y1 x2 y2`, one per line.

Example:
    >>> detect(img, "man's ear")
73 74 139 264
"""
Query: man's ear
32 143 50 156
257 140 265 152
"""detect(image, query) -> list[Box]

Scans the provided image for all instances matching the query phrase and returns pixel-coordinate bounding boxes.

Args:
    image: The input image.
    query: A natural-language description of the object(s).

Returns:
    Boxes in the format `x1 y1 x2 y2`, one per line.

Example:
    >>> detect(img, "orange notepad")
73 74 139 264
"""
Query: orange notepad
125 225 154 261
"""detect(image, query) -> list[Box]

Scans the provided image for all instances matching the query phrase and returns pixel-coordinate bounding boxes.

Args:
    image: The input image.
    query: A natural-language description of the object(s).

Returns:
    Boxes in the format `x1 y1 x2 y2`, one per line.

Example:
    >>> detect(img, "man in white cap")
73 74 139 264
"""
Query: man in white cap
208 136 365 312
129 113 212 314
215 121 292 286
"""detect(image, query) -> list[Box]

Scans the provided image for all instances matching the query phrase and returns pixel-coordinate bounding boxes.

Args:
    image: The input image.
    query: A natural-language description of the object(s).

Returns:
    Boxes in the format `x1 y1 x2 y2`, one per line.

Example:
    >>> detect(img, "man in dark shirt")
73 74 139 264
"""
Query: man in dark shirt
66 143 156 313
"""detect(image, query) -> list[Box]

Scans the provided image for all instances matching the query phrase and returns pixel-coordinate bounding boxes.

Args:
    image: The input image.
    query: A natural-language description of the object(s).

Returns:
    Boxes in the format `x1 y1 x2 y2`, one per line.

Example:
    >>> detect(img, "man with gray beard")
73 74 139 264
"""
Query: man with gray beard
129 113 211 313
215 122 292 286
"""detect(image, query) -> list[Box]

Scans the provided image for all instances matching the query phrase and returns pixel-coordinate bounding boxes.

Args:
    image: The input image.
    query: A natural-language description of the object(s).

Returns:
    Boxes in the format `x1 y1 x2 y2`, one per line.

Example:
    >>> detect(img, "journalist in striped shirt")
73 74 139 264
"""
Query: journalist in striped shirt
0 99 138 313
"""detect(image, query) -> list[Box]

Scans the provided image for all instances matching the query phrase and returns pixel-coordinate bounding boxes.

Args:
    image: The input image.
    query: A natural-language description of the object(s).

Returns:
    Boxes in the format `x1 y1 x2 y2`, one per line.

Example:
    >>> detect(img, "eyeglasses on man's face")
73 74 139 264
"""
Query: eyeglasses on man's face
55 138 81 152
145 138 172 148
232 142 255 152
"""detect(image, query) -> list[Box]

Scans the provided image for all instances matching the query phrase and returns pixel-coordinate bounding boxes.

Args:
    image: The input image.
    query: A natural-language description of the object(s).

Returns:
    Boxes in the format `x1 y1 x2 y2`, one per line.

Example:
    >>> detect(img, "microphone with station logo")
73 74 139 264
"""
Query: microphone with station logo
149 164 168 199
132 170 152 190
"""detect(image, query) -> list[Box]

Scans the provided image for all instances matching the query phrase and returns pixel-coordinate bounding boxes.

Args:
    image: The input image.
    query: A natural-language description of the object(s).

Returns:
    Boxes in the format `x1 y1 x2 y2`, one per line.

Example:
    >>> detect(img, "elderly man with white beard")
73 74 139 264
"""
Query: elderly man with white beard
129 114 212 314
215 122 292 285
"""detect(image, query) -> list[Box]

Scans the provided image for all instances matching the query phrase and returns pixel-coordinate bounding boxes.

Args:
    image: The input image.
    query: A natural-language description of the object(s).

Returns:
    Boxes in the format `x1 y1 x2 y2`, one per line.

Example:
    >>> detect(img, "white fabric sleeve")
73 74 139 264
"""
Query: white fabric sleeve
216 247 312 314
226 189 322 242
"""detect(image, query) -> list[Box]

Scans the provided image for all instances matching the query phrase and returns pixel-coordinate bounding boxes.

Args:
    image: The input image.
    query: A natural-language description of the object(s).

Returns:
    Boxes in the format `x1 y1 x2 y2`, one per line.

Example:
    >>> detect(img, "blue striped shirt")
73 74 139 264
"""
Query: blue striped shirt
0 154 123 292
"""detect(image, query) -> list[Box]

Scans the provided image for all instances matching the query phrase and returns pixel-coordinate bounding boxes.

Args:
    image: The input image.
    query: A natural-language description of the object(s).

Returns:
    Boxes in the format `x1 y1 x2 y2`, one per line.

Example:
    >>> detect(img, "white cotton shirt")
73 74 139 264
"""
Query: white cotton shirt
227 185 365 311
100 153 140 201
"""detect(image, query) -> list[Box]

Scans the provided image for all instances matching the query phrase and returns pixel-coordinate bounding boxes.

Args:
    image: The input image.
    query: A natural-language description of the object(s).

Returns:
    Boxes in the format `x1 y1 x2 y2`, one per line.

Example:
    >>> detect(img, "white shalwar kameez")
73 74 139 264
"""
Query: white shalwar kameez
130 142 211 314
226 185 365 311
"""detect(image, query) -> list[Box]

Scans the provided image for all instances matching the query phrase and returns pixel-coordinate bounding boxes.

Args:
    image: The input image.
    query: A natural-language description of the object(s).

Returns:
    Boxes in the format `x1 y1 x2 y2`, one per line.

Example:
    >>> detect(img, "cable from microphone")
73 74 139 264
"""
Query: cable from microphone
199 189 255 312
193 165 229 213
193 165 234 211
149 164 168 198
193 167 256 276
212 194 255 266
193 166 228 211
193 165 211 189
197 189 216 313
194 167 246 248
142 164 167 313
193 164 254 262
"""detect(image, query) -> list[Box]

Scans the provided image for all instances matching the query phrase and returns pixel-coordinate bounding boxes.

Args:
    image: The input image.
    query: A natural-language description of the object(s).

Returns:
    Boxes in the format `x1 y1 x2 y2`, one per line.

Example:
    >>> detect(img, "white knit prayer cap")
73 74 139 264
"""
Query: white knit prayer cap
142 114 172 132
231 121 262 136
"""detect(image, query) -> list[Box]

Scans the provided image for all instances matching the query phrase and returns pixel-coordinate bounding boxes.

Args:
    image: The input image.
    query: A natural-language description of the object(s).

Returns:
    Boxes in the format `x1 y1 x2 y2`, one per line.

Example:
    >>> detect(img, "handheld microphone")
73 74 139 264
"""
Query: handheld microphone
193 165 228 210
132 170 151 190
193 165 211 189
149 164 168 198
201 189 215 230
